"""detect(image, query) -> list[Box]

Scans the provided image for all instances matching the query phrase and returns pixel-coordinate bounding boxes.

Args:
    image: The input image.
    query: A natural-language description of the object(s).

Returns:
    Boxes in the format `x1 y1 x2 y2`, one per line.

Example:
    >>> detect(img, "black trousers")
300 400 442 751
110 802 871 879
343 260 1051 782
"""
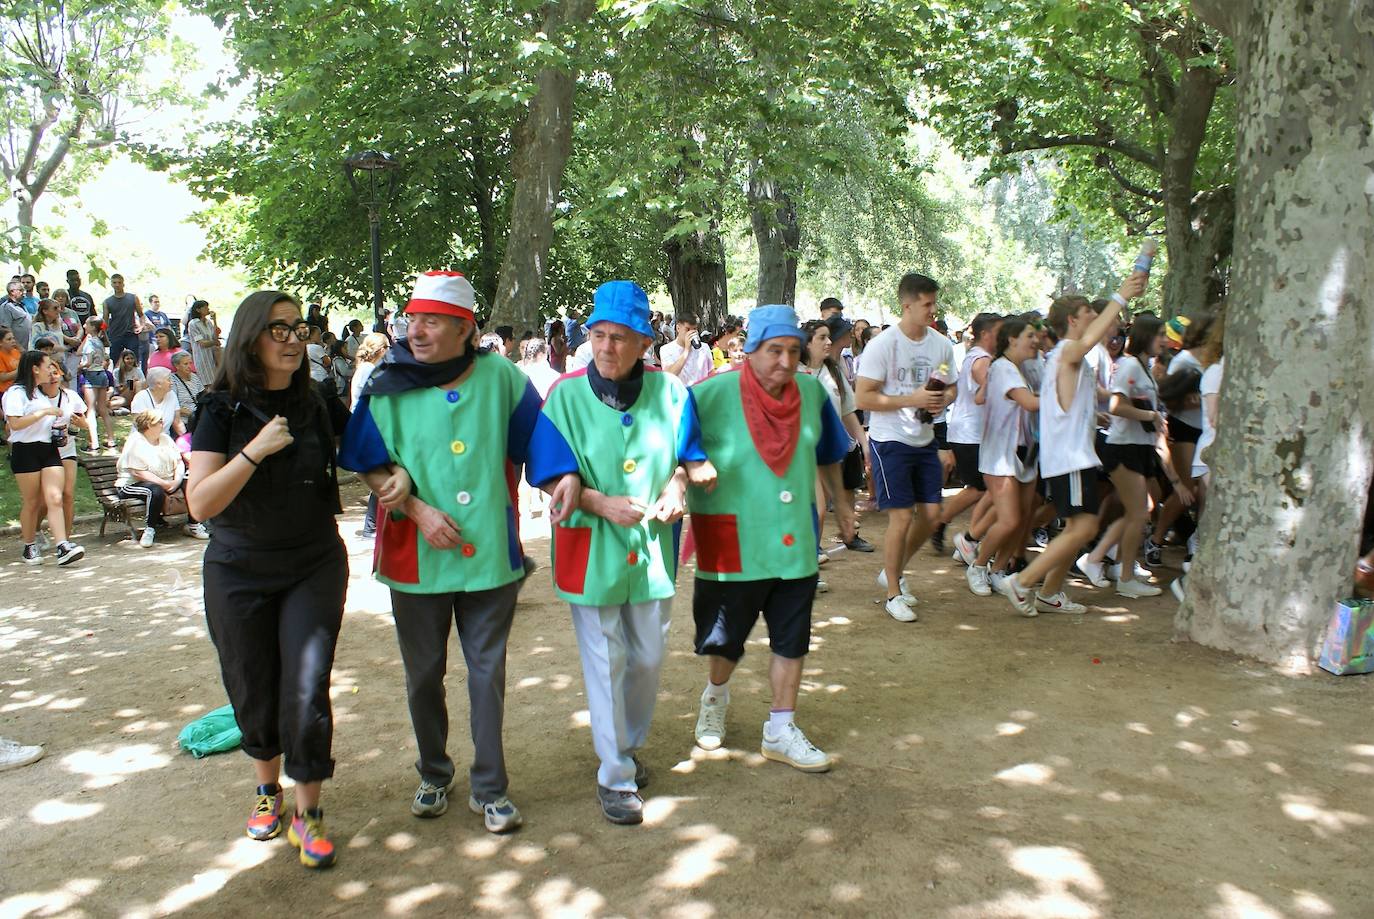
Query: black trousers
203 534 347 782
116 482 197 526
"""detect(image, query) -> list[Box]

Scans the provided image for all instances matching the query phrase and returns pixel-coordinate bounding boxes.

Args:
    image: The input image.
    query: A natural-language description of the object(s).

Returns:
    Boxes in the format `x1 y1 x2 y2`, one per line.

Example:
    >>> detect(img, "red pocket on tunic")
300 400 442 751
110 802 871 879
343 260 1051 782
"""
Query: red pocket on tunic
376 512 421 584
555 525 592 594
692 514 742 574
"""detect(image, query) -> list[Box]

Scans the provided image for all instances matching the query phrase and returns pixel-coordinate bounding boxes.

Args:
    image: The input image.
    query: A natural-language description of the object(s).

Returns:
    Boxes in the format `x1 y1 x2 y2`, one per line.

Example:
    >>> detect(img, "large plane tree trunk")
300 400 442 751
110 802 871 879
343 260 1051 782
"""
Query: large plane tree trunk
1176 0 1374 670
664 226 729 330
748 167 800 306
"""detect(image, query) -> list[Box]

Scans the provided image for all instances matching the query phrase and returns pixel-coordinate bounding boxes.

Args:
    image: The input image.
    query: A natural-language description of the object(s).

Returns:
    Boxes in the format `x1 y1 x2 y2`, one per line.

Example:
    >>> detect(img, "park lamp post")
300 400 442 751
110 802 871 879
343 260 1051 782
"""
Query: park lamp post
343 150 401 329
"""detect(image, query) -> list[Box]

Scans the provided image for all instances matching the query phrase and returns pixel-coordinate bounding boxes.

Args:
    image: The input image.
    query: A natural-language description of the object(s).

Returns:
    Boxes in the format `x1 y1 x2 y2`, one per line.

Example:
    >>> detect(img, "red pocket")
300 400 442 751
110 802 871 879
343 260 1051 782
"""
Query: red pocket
692 514 742 574
555 525 592 594
376 512 421 584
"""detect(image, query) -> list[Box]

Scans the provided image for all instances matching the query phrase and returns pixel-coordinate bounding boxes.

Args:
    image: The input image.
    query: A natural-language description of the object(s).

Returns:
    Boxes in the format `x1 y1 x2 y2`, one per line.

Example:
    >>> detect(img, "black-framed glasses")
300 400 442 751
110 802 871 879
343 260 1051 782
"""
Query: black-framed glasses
265 321 311 342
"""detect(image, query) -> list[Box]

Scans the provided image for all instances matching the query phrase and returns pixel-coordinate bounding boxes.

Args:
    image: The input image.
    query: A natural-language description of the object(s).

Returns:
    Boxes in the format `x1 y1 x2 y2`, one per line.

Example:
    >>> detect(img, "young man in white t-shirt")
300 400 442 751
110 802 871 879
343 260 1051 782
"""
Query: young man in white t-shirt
997 272 1148 617
659 314 713 386
854 273 957 623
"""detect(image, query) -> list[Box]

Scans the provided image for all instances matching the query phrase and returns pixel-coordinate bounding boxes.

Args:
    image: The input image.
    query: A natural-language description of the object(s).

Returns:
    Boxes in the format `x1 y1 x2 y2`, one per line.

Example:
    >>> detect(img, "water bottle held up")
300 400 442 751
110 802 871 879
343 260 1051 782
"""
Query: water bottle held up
1132 238 1158 277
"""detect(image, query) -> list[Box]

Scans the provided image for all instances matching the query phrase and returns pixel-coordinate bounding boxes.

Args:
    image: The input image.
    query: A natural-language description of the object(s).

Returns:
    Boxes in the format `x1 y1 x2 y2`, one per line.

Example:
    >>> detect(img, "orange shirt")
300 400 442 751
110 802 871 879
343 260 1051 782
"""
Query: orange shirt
0 347 19 393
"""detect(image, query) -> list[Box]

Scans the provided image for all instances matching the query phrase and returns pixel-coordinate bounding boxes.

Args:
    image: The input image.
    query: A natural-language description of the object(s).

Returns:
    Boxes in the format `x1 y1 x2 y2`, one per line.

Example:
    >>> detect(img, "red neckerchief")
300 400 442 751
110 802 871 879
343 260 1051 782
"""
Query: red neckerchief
738 363 800 477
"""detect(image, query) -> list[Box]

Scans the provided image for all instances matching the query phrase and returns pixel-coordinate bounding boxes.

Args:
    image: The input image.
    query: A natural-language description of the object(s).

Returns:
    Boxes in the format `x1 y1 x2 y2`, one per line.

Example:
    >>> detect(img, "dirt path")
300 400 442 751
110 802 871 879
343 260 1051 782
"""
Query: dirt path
1 495 1370 918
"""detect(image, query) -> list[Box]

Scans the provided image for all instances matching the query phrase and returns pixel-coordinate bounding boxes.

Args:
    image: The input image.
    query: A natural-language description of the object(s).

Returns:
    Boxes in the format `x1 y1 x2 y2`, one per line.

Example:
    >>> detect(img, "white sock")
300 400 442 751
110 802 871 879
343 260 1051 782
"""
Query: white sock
767 709 794 734
704 679 729 703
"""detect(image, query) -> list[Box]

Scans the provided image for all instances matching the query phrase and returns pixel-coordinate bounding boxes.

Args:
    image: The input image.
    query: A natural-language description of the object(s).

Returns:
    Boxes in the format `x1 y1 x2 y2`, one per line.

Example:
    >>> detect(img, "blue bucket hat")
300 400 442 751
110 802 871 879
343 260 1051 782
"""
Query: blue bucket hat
744 304 805 353
586 281 653 339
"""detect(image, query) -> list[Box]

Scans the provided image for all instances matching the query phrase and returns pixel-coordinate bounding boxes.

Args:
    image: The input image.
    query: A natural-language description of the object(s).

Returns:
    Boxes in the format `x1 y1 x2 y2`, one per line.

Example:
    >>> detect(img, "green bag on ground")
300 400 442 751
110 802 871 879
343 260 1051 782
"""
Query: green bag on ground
178 704 243 758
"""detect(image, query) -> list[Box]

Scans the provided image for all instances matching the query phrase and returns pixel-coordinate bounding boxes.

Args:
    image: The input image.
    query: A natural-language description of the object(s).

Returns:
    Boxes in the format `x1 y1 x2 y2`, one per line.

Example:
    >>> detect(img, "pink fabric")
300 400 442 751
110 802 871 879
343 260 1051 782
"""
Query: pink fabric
147 348 182 372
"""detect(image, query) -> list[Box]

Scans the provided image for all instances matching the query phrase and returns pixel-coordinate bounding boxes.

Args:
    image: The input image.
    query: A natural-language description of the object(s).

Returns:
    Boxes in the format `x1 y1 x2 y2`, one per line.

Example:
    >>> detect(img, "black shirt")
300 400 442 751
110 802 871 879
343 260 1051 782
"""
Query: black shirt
191 388 345 549
66 288 95 323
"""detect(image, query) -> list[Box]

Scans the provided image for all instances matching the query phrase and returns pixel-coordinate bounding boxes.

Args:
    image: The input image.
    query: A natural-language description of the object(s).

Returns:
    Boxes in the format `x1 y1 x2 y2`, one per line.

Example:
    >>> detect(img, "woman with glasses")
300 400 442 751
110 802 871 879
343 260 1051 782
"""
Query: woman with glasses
187 292 348 870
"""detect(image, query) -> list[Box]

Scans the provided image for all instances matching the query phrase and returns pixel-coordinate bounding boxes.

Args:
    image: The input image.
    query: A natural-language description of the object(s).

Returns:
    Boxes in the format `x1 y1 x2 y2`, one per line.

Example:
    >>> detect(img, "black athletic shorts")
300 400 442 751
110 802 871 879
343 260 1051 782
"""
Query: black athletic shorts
9 440 63 474
693 575 817 661
1045 468 1100 518
1100 442 1156 477
841 444 865 491
951 442 986 491
933 421 949 451
1167 415 1202 444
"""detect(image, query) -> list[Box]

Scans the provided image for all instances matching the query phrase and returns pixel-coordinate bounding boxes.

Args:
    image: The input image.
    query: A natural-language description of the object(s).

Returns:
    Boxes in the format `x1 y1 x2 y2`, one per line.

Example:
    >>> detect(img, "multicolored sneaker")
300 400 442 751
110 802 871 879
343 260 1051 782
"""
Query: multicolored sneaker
245 783 284 840
288 808 337 869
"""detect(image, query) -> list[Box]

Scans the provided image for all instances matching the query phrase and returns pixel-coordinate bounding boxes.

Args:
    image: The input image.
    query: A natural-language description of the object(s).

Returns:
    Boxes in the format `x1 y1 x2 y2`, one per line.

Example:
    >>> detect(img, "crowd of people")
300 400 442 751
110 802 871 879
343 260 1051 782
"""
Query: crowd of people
4 253 1234 870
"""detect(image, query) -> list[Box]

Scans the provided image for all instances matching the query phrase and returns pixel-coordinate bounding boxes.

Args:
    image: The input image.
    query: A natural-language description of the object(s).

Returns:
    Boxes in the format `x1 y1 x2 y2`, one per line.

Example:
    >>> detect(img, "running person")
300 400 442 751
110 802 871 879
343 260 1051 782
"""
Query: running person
689 305 854 771
997 265 1150 617
854 274 957 621
942 312 1002 567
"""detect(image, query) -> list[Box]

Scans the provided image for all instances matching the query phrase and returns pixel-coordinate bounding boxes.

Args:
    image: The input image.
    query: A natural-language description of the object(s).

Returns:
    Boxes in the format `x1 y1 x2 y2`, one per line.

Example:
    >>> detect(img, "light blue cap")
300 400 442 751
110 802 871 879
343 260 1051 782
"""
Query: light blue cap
586 281 653 339
744 304 805 353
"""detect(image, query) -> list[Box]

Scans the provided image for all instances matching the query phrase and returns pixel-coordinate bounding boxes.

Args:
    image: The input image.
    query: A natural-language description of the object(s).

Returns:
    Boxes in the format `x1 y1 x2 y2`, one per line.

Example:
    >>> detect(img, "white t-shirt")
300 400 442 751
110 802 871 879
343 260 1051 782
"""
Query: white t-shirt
131 387 180 431
1038 341 1100 478
1106 356 1159 446
307 343 330 382
568 340 593 372
1193 359 1224 477
81 336 109 373
521 361 562 399
4 385 85 445
1165 349 1204 429
980 358 1030 479
660 340 714 387
802 364 857 450
858 324 956 448
946 346 991 444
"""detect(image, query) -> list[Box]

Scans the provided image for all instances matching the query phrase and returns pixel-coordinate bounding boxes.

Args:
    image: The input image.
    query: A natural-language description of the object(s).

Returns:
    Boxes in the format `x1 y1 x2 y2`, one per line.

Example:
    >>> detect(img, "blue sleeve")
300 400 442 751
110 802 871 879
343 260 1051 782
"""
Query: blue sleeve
337 395 392 472
676 390 708 462
525 412 581 488
815 398 849 466
506 378 543 466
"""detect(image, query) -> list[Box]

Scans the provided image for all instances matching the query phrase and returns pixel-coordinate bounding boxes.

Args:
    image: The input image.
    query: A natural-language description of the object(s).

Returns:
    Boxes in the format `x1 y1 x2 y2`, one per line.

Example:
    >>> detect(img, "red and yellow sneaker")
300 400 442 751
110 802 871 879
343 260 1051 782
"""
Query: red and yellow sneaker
288 808 337 869
245 784 283 841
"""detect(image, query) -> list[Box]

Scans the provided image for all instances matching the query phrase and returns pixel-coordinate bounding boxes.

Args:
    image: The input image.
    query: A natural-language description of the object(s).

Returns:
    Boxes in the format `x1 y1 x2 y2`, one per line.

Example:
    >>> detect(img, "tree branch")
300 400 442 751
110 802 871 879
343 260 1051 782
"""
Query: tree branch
1094 152 1163 201
999 132 1161 171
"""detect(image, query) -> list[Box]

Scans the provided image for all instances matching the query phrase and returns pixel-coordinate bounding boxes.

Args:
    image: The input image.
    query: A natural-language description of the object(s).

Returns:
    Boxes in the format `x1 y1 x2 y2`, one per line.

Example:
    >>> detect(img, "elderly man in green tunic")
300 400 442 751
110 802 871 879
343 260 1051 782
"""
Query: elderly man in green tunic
529 280 716 825
688 304 856 772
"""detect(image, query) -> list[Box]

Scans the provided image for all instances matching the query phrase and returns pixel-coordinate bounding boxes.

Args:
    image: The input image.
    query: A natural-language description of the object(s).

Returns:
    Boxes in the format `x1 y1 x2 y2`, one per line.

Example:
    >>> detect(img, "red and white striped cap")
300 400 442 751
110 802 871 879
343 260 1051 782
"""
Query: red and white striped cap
406 270 475 321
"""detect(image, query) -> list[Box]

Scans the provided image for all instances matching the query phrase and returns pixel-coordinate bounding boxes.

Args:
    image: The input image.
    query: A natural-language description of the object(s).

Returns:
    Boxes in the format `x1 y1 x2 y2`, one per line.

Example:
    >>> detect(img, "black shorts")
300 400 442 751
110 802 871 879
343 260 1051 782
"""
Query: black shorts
933 421 949 451
1100 442 1156 477
1046 469 1100 518
1167 415 1202 444
841 444 865 491
10 440 63 474
693 575 817 661
951 442 986 491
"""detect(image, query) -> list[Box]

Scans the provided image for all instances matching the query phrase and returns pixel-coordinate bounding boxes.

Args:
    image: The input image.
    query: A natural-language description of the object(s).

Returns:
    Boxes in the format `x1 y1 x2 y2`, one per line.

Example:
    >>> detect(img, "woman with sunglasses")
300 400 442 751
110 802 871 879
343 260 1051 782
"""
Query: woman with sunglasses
187 292 348 870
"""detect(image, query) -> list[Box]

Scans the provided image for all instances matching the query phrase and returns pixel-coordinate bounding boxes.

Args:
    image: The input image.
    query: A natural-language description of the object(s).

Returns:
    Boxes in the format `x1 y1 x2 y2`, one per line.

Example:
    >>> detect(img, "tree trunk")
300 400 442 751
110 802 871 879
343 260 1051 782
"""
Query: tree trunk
489 0 593 331
470 143 503 313
748 167 800 306
1174 0 1374 671
664 227 729 330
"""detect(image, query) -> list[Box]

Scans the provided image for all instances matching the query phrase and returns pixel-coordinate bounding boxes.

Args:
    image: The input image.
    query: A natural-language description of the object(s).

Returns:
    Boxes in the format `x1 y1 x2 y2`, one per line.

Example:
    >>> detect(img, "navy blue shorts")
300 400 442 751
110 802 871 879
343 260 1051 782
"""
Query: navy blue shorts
870 439 944 509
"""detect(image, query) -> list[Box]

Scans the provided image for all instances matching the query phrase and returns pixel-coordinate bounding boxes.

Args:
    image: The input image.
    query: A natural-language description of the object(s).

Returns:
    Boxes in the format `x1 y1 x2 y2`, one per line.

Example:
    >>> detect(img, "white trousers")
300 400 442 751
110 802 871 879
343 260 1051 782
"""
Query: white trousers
570 598 672 791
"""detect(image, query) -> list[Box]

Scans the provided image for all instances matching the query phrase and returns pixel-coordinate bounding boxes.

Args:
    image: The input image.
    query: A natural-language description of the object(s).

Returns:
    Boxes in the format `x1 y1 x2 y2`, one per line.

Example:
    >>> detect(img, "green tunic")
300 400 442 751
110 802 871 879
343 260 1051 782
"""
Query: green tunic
541 369 691 606
688 370 825 582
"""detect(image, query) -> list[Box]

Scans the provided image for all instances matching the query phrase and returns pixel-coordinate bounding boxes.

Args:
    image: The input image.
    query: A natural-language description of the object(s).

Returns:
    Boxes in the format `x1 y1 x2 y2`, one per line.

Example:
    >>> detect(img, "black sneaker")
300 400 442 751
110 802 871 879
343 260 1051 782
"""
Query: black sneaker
55 541 84 566
633 755 650 789
1143 538 1163 567
845 535 876 553
931 523 947 555
1032 528 1049 548
21 543 41 565
597 786 644 825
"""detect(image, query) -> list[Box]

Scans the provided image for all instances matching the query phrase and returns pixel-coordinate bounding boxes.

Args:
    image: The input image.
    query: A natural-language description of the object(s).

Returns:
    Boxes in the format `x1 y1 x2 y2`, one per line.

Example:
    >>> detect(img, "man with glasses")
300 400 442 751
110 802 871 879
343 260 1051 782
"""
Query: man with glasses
339 270 580 835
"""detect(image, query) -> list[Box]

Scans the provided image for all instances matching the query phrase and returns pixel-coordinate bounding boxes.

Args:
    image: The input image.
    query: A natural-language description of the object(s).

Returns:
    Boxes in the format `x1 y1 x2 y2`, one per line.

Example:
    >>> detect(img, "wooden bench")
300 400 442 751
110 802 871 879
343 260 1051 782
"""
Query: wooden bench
78 454 145 540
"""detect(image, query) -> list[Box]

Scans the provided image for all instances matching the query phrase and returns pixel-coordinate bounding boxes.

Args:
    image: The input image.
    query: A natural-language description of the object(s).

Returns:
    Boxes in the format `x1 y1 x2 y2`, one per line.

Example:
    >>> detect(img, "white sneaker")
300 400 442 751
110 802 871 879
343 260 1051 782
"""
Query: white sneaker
0 737 44 772
876 569 916 603
989 569 1008 594
469 794 522 834
1036 591 1086 614
1107 561 1151 581
1116 579 1163 598
952 532 978 567
884 596 918 622
815 579 829 594
140 527 155 548
760 721 831 773
695 692 728 750
1170 578 1187 603
35 531 51 553
997 573 1038 618
1076 553 1109 588
965 564 992 597
183 522 210 540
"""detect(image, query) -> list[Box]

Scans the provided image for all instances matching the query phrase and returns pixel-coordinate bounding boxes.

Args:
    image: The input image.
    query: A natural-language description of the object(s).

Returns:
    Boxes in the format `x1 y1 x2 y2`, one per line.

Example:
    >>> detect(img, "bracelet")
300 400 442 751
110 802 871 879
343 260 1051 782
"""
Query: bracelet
1110 292 1128 308
239 451 260 467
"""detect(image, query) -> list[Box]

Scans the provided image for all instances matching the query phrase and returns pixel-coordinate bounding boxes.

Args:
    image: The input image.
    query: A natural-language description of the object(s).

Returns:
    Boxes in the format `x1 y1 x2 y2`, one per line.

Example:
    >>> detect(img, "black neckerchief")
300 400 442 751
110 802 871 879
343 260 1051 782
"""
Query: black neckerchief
587 358 645 411
362 338 479 397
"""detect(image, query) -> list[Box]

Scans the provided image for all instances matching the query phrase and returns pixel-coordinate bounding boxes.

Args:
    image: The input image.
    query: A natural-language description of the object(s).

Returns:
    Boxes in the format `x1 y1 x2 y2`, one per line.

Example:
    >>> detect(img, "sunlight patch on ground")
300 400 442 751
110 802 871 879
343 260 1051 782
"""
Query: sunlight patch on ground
385 882 462 916
1291 890 1336 916
474 869 522 912
663 902 717 919
1207 882 1284 918
995 722 1025 736
569 709 591 728
946 843 1105 918
135 837 274 917
656 825 740 890
0 879 100 917
530 877 606 917
996 762 1054 786
334 880 369 901
1279 793 1370 837
643 795 695 827
29 797 104 825
1126 722 1152 734
62 743 171 788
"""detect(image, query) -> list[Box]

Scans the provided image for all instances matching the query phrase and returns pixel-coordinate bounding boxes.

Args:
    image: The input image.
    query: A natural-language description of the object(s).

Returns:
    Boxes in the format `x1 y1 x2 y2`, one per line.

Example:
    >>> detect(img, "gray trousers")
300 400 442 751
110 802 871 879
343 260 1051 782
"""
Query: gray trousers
390 582 519 802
